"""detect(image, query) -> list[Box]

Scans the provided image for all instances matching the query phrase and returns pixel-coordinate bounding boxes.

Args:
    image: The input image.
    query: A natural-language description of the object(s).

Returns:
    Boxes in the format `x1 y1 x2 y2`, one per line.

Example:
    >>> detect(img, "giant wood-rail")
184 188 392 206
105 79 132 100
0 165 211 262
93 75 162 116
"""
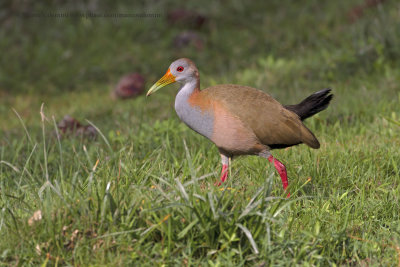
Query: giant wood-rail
147 58 333 196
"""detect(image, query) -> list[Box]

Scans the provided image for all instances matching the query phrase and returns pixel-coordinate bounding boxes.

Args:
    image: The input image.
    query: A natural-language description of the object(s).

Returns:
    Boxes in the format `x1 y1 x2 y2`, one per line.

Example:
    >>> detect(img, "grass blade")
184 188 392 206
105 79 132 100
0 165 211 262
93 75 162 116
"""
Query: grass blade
236 223 259 254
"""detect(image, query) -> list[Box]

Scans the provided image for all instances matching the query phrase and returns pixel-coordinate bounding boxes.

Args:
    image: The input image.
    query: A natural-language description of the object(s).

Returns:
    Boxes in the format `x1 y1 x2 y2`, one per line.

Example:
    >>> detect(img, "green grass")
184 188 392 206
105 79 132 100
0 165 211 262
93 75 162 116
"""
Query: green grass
1 0 400 265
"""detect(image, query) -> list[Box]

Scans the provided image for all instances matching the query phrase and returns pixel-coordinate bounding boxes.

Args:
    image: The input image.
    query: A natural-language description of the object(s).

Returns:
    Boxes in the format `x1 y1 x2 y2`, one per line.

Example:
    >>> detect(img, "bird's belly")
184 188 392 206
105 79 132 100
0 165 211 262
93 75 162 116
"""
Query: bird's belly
175 100 214 140
211 103 261 155
175 92 262 155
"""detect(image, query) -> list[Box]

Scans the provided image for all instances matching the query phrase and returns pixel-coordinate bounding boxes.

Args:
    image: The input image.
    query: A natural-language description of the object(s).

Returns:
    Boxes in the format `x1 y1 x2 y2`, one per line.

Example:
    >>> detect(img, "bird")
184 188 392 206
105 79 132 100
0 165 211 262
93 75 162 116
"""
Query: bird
146 58 333 196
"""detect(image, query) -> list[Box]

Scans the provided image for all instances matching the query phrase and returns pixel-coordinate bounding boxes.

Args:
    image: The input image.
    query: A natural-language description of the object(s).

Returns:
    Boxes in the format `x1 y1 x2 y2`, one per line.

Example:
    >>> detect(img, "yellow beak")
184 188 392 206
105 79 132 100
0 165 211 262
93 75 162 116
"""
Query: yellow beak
146 68 176 96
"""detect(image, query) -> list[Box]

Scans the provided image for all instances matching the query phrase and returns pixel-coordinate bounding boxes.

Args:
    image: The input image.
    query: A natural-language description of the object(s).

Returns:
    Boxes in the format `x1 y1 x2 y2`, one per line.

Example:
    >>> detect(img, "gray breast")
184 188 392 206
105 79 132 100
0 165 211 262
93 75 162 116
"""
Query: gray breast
174 90 214 140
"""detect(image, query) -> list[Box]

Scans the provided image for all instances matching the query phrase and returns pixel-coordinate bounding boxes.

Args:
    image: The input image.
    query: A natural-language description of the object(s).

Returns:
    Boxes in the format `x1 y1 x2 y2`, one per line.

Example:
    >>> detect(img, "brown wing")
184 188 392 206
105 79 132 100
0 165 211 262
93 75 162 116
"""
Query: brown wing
203 84 320 149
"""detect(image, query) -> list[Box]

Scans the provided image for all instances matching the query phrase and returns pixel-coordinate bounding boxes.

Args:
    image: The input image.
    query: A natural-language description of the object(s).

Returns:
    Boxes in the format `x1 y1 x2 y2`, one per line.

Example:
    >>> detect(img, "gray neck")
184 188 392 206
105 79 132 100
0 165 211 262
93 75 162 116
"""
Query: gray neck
175 79 198 102
174 79 214 140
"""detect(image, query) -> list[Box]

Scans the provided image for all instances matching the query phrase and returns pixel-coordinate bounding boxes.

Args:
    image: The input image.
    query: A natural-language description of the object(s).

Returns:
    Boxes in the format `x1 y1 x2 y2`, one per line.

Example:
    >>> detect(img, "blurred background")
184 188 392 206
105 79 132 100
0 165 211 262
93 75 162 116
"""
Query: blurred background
1 1 400 264
0 0 399 135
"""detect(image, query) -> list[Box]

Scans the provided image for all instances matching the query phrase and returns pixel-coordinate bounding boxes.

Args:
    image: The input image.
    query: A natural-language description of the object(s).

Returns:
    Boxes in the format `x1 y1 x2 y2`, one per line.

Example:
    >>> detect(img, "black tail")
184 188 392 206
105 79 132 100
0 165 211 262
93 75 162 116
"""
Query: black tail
284 88 333 120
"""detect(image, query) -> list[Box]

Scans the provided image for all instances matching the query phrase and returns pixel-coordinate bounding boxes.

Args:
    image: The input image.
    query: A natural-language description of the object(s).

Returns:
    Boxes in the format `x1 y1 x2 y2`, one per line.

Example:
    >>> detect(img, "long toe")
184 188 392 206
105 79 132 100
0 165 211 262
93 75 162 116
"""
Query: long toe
214 180 222 186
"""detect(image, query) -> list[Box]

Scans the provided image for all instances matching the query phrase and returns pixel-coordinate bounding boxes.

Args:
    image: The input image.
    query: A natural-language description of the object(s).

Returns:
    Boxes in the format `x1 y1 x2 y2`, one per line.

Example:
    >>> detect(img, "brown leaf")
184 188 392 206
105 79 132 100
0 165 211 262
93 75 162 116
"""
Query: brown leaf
56 115 97 139
173 31 204 51
112 73 145 100
167 9 206 29
35 244 41 255
28 210 42 226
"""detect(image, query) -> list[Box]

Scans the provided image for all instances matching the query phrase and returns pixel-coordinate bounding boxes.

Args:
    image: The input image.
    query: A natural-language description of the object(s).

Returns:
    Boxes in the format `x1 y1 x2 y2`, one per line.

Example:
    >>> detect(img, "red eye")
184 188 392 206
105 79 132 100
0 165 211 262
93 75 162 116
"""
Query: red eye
177 66 184 72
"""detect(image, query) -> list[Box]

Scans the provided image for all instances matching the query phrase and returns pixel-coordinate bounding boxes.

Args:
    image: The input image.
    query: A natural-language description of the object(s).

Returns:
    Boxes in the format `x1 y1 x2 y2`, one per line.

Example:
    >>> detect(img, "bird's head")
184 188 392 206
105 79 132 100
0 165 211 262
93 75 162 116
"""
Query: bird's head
146 58 198 96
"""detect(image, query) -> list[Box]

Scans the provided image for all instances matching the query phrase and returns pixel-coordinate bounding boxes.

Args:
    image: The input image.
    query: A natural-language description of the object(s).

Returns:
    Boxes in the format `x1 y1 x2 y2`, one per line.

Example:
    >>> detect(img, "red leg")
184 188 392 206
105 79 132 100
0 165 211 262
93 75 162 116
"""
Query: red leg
215 154 230 186
268 155 290 198
214 164 228 186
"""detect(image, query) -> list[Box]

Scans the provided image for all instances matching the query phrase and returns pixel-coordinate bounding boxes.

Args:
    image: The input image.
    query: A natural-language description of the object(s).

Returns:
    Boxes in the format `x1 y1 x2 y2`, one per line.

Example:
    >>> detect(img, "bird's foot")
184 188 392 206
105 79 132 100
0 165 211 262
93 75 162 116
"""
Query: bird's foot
214 181 222 186
268 155 291 198
214 164 228 186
